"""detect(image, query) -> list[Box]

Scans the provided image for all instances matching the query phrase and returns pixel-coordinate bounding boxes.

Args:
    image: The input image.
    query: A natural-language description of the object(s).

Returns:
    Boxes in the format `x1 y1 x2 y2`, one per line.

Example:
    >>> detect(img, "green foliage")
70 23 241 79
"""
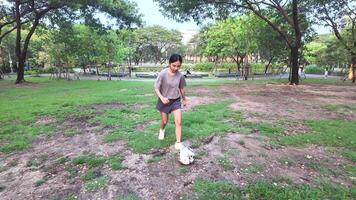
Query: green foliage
135 25 183 64
201 16 258 61
193 62 214 71
304 64 324 74
219 62 236 70
250 63 265 73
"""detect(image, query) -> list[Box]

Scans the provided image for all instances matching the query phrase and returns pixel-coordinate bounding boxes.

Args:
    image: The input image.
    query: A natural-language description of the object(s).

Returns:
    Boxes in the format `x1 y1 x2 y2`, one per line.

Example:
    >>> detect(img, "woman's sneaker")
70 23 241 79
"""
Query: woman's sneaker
174 142 184 150
158 129 165 140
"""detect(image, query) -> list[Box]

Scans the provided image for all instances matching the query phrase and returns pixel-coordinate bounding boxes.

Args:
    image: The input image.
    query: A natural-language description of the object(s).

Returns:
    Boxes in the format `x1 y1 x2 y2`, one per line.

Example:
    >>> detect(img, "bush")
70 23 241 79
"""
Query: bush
219 62 236 70
250 63 265 73
305 64 324 74
193 62 214 71
24 70 37 75
132 66 165 72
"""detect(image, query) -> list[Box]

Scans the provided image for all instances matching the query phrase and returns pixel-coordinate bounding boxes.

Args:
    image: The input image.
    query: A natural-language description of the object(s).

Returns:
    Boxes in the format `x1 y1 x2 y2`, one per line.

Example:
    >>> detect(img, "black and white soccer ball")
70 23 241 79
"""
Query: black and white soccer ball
179 146 195 165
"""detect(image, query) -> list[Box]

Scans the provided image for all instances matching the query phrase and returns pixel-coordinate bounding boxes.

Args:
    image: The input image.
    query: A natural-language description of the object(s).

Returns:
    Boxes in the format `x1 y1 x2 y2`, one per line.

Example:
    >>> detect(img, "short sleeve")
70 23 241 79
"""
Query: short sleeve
179 75 186 89
154 72 162 90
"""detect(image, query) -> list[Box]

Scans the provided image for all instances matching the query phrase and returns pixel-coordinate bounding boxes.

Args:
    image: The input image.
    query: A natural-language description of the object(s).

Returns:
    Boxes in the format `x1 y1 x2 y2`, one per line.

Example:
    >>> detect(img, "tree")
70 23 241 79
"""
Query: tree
312 0 356 82
137 25 183 64
201 16 258 78
305 33 349 70
248 14 289 74
3 0 142 84
154 0 312 84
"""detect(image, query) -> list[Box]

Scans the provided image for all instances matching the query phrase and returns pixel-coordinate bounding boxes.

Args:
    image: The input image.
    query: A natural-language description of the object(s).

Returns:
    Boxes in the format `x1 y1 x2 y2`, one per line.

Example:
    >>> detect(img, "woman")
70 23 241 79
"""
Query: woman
154 54 187 150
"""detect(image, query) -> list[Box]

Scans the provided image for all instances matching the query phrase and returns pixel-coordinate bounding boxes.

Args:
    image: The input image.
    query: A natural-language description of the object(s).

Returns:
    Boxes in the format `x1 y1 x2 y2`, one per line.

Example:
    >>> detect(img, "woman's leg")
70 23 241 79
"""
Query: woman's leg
160 112 168 130
172 109 182 143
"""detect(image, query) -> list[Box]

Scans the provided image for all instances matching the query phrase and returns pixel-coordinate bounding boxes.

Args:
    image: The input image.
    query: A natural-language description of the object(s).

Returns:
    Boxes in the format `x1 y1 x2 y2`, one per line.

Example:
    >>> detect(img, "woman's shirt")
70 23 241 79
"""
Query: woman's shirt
154 68 186 99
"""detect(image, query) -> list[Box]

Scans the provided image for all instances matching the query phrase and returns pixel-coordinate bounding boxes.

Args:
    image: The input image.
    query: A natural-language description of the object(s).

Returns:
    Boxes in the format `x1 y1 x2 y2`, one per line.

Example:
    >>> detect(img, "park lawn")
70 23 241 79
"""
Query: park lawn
0 77 241 152
1 77 355 155
0 77 156 152
0 77 355 199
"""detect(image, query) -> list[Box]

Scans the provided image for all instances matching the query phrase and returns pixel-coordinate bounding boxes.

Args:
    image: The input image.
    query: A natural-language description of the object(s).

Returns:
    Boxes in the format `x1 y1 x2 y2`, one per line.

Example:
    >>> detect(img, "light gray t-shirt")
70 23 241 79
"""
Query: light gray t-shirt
154 68 186 99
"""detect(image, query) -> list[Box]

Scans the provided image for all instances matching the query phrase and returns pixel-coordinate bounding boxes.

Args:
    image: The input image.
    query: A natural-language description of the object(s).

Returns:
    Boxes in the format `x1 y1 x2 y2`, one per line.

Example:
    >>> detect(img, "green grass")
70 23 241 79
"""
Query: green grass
72 154 107 169
0 77 246 154
277 120 356 161
217 156 234 171
241 164 265 174
190 179 354 200
258 122 284 137
0 78 156 153
35 178 47 187
103 101 244 153
72 153 125 170
147 156 163 163
84 176 110 192
117 193 140 200
277 157 296 166
323 104 356 112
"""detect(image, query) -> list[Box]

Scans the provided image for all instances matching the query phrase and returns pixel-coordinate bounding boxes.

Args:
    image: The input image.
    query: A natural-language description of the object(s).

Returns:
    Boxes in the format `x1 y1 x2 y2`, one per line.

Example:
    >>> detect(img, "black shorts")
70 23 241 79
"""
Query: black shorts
156 98 181 113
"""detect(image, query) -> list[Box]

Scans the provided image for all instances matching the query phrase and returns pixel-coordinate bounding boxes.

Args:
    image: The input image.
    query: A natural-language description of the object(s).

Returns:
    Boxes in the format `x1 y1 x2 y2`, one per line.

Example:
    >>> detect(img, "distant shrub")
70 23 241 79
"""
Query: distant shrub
24 70 37 75
305 64 323 74
250 63 265 73
220 62 236 70
194 62 214 71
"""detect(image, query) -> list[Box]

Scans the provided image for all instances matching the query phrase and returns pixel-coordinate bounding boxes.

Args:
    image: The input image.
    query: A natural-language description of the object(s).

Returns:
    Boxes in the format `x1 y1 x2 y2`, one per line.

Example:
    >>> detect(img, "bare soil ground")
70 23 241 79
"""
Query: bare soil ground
1 83 355 200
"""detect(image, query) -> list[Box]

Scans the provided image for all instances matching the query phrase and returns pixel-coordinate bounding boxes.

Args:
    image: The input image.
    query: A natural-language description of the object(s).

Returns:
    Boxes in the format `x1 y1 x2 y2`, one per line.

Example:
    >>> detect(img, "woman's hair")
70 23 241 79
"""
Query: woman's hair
169 54 183 64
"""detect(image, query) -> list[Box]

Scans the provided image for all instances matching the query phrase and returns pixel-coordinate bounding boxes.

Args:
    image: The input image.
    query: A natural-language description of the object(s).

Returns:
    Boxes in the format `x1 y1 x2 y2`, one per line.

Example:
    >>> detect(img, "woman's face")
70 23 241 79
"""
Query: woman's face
169 60 181 73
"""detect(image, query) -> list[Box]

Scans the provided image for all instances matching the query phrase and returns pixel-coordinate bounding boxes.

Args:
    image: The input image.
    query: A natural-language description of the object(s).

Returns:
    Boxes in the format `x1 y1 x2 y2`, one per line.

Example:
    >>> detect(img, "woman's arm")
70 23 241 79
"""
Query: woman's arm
155 88 169 104
180 88 187 106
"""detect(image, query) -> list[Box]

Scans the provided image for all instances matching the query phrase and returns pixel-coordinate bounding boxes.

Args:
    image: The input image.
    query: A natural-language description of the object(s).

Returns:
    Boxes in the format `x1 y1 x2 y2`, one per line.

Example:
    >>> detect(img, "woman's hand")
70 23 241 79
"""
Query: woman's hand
160 97 170 104
182 98 187 107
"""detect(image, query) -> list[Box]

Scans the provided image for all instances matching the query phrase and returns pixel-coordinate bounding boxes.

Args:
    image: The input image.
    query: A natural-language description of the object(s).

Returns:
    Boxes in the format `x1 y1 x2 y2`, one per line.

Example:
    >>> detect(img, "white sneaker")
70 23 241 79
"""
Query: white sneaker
158 129 165 140
174 142 184 150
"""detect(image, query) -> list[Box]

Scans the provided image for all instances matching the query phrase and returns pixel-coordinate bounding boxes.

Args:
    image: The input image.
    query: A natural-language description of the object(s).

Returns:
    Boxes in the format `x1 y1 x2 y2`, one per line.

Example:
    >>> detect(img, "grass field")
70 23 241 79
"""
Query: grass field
0 77 355 199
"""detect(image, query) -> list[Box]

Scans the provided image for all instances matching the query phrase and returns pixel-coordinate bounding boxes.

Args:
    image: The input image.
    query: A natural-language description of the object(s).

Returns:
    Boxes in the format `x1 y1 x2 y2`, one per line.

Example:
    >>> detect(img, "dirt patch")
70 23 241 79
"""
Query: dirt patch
35 117 56 125
182 96 219 112
14 82 46 88
86 103 148 111
89 103 127 110
223 83 356 121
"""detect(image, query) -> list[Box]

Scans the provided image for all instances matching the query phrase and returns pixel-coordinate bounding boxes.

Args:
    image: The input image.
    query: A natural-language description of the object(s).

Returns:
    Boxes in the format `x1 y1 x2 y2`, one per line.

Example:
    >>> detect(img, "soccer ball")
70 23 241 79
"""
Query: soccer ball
179 146 195 165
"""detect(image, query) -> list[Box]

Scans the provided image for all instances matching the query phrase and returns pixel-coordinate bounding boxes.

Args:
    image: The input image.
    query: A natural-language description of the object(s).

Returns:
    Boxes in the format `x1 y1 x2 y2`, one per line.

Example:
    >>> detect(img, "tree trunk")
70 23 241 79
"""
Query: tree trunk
264 56 273 74
351 54 356 83
290 46 299 85
15 0 24 84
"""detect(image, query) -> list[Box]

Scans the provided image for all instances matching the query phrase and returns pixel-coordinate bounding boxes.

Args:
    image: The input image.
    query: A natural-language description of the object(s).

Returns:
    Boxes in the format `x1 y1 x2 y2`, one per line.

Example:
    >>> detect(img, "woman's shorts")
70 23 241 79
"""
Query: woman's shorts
156 98 181 113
